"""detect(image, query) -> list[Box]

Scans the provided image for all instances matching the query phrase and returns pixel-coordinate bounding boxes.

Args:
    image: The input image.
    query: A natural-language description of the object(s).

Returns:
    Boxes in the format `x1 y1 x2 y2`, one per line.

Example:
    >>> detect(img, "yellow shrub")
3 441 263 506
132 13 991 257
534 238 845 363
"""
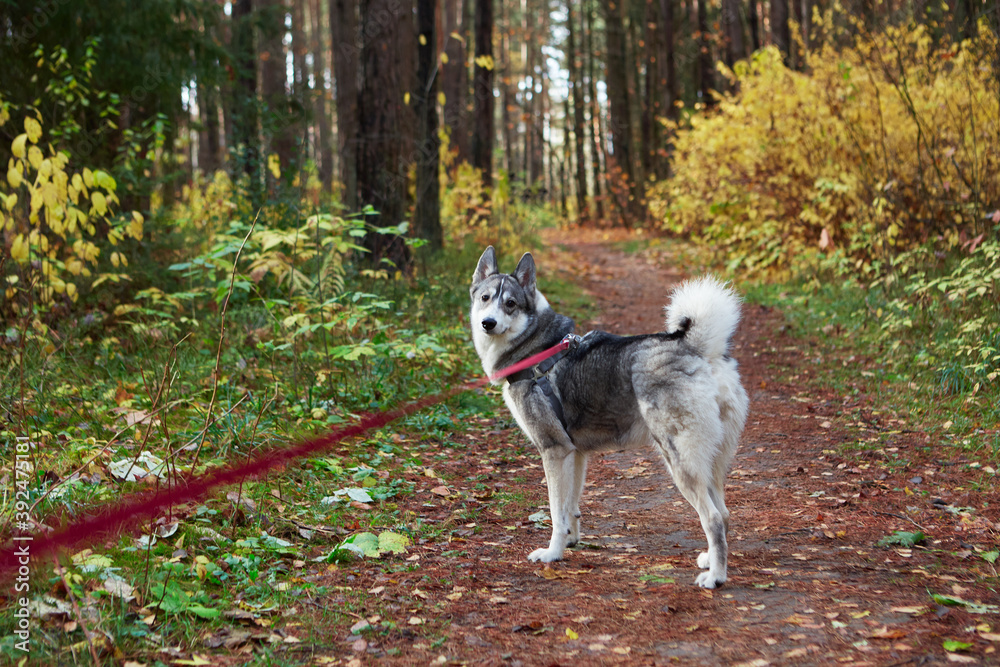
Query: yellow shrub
652 19 999 279
2 112 143 313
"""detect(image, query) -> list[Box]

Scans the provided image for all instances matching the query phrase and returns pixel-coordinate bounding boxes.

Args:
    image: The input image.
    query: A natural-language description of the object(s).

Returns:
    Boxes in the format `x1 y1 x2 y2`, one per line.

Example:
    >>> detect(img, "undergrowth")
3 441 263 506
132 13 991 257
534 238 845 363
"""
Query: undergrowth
650 13 999 428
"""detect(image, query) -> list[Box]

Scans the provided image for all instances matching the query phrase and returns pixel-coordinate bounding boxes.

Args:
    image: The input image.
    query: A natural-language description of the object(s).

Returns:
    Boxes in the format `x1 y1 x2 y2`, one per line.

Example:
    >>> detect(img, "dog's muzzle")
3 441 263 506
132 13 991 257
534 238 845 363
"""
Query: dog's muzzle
481 318 497 333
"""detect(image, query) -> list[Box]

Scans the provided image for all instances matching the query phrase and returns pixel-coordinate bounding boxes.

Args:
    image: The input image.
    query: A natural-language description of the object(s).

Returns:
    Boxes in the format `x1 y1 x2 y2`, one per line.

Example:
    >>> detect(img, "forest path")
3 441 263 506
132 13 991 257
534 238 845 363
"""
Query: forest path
335 229 998 667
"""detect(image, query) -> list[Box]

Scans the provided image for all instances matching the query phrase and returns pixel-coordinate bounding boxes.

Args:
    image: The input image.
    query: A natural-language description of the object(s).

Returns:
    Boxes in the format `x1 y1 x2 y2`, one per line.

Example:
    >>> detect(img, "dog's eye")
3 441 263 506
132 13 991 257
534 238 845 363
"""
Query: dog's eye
505 299 516 308
481 294 489 302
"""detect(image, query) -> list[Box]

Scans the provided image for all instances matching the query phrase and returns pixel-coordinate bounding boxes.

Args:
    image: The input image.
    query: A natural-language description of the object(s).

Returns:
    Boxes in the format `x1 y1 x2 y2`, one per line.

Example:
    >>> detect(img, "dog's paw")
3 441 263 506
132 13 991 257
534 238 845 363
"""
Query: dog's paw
527 547 564 563
696 551 711 569
695 570 726 589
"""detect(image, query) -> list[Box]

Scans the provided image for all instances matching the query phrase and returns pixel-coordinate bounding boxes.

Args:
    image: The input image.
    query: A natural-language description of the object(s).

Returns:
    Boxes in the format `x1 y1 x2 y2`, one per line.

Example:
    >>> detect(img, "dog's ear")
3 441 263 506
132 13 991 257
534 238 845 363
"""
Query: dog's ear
513 252 536 292
472 246 498 285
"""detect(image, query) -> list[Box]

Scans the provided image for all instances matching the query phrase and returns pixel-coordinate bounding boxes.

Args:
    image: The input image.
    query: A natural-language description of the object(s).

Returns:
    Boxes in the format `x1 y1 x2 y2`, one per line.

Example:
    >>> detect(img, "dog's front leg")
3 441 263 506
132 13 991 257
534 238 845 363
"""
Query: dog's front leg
567 451 587 547
528 446 577 563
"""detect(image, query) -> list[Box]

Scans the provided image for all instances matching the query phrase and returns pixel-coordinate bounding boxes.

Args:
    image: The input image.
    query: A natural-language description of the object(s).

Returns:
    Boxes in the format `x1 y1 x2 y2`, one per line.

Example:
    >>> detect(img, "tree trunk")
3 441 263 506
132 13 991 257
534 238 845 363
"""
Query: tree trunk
748 0 761 53
642 0 657 181
585 0 604 222
696 0 715 108
771 0 791 65
532 16 547 191
472 0 494 187
357 0 411 268
261 0 294 179
415 0 442 251
332 0 359 210
566 0 587 221
500 0 515 180
523 9 536 186
232 0 261 201
722 0 745 70
198 79 221 175
602 0 644 225
311 0 334 189
657 0 677 179
442 0 471 165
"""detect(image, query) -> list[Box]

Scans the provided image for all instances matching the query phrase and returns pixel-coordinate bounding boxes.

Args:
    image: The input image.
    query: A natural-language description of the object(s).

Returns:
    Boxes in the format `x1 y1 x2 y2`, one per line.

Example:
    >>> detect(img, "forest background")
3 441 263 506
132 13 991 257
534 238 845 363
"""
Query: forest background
0 0 998 662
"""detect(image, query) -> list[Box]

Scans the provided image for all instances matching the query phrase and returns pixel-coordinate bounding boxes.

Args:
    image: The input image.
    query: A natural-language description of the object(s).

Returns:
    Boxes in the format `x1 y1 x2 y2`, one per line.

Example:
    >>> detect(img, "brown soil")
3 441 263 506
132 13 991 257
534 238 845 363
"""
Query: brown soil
313 230 999 666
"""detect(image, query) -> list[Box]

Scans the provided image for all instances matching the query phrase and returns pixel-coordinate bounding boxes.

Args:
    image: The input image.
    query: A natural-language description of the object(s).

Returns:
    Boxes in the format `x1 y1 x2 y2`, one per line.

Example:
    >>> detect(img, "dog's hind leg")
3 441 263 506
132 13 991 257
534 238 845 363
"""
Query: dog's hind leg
567 451 588 547
670 459 729 589
528 446 577 563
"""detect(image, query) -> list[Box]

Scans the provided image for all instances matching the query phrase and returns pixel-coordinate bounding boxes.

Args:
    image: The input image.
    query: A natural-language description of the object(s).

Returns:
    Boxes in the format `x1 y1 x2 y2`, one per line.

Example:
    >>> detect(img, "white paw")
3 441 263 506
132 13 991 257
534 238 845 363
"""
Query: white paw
568 521 580 547
695 570 726 589
528 547 564 563
697 551 710 569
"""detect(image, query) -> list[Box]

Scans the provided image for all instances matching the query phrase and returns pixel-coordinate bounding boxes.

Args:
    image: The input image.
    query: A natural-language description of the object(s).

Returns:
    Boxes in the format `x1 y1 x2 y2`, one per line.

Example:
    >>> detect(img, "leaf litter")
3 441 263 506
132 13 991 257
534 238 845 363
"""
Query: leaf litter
291 231 1000 665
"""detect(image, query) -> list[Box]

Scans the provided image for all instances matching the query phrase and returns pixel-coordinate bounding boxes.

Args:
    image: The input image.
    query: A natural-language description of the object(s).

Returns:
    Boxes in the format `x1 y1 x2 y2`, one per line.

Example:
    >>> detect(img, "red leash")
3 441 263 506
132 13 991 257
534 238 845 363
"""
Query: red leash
0 337 574 576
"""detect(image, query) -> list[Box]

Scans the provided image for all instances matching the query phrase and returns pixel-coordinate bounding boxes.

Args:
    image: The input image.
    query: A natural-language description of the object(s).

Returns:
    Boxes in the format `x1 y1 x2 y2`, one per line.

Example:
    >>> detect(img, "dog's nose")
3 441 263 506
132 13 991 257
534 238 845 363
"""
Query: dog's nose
482 318 497 332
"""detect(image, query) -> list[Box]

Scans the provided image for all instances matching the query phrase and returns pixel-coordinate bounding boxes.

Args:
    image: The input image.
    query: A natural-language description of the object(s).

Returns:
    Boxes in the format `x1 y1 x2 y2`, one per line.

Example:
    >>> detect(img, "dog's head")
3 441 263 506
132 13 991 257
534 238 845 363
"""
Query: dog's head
469 247 542 375
469 246 542 340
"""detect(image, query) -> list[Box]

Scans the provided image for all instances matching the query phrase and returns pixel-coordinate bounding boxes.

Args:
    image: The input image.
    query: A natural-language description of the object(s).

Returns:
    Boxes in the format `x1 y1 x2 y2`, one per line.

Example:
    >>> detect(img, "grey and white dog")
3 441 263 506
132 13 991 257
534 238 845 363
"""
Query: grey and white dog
469 246 749 588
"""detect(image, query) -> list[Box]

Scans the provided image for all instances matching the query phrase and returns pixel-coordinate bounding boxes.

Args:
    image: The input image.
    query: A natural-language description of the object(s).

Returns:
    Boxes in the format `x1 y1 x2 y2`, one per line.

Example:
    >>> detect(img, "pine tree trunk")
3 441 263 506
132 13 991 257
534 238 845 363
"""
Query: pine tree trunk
311 0 334 189
585 0 604 222
602 0 644 225
442 0 471 165
771 0 791 65
357 0 411 268
696 0 715 108
232 0 261 200
657 0 677 180
566 0 587 221
198 79 221 175
642 0 657 181
748 0 761 53
332 0 358 210
415 0 442 251
472 0 494 187
722 0 745 70
500 0 515 180
532 18 546 191
261 0 294 177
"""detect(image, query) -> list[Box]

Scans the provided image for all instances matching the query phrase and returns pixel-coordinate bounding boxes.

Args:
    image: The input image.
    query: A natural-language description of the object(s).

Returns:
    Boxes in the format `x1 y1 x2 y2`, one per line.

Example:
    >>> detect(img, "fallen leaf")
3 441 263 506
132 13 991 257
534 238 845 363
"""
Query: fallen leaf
565 628 578 640
890 605 927 615
870 627 907 640
536 566 564 580
173 657 213 666
943 640 973 652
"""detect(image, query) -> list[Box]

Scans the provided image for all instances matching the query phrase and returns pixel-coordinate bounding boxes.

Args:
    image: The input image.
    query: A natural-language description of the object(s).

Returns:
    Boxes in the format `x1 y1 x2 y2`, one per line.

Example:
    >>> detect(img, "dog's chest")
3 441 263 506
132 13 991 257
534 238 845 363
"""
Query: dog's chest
501 383 537 442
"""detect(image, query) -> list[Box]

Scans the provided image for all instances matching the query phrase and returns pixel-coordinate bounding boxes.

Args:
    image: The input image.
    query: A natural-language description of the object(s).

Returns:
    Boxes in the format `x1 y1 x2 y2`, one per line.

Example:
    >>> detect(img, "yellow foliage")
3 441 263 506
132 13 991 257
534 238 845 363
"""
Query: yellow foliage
1 111 143 312
652 19 1000 278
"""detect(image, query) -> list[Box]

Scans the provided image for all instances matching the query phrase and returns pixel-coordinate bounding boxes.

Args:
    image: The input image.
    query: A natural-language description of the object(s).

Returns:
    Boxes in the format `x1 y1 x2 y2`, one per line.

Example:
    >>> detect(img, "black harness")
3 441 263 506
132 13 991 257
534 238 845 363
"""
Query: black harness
505 333 584 432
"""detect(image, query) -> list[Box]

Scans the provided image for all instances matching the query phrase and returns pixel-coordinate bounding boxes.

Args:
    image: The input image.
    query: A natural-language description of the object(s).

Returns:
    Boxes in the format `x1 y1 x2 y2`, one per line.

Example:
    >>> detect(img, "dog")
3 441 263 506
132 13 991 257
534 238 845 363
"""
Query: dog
469 246 749 588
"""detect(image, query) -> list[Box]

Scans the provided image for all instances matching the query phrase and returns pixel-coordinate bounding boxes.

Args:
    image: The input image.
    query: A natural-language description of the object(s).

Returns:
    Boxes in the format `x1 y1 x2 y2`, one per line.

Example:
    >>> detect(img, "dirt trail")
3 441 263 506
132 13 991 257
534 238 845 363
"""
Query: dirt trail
333 231 998 666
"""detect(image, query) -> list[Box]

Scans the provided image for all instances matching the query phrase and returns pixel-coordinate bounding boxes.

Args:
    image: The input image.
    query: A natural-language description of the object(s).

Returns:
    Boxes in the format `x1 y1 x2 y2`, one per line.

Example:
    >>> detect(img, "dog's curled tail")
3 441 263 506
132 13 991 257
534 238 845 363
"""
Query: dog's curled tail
664 277 742 360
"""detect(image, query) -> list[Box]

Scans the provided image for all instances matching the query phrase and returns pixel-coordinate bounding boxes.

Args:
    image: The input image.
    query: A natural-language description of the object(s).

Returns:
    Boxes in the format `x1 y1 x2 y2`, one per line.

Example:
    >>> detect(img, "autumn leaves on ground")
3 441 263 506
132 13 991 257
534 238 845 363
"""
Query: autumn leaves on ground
294 231 998 667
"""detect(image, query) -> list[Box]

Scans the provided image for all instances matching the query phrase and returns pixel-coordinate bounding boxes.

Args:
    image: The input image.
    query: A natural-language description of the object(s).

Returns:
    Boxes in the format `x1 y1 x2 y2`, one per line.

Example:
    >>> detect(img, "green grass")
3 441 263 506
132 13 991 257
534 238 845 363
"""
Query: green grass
0 226 532 662
743 277 1000 465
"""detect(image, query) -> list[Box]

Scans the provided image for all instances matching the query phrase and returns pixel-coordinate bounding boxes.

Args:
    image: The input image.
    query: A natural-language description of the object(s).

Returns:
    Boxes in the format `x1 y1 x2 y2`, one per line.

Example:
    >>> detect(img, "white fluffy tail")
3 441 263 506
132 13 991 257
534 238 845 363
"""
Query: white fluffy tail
664 277 742 360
